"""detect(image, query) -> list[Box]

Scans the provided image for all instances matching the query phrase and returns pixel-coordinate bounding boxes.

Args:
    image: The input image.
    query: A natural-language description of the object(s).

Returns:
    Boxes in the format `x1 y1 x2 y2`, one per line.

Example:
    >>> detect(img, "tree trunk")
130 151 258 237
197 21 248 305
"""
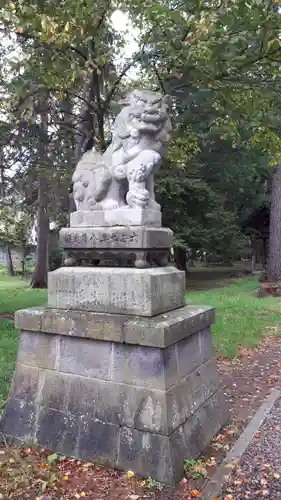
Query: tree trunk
74 72 96 162
21 259 25 276
30 178 49 288
262 238 267 268
251 251 256 273
0 150 4 200
190 248 197 267
74 68 106 161
5 244 14 276
267 163 281 282
30 95 49 288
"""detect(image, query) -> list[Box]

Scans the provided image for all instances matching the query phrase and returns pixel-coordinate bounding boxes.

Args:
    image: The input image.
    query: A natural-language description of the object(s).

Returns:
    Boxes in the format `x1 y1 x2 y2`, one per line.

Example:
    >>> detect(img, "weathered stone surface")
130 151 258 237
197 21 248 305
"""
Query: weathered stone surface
122 305 215 347
48 266 185 316
14 307 43 331
183 388 229 459
41 308 127 341
166 358 221 432
60 225 173 268
67 375 121 425
176 328 214 379
112 342 178 390
113 343 161 389
17 331 58 370
118 427 173 483
59 336 112 380
169 426 188 481
14 305 215 348
199 327 214 363
7 357 222 437
67 375 167 433
60 226 173 249
162 344 179 388
0 388 228 484
10 363 39 403
0 399 37 441
39 370 70 410
70 208 162 227
176 330 202 378
36 406 79 457
1 371 228 485
77 417 120 465
122 386 166 434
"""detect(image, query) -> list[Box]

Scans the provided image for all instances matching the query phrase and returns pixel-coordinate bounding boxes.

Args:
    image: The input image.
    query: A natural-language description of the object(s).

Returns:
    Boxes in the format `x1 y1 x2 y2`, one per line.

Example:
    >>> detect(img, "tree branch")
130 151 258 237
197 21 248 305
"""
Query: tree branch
95 0 111 32
152 62 167 94
103 57 138 108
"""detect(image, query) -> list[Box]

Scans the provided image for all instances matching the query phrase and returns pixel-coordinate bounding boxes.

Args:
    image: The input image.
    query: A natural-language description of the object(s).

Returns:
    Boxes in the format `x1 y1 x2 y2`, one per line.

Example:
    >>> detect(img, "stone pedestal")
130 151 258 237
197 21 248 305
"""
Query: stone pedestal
0 87 229 484
0 242 229 484
0 298 228 484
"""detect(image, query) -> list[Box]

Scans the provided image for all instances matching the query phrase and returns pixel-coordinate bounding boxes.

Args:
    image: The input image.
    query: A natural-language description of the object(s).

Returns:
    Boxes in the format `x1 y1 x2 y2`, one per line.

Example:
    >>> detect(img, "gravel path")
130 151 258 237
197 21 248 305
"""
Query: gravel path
221 394 281 499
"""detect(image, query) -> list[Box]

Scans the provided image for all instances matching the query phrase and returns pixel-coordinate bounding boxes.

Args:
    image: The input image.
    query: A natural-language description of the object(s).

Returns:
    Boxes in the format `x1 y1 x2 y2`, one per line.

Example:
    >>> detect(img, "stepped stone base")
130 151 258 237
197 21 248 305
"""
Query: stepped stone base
1 305 228 484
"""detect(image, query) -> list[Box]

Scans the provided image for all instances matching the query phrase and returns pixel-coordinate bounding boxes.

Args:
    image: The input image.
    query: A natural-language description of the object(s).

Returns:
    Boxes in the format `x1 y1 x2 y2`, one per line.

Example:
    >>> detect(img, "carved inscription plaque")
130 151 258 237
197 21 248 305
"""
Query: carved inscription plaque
61 230 139 248
59 227 173 251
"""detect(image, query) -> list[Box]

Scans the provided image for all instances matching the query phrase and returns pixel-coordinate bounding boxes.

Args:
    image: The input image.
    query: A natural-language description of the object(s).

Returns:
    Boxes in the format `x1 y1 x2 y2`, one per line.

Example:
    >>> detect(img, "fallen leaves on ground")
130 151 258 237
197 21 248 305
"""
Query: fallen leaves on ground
0 443 206 500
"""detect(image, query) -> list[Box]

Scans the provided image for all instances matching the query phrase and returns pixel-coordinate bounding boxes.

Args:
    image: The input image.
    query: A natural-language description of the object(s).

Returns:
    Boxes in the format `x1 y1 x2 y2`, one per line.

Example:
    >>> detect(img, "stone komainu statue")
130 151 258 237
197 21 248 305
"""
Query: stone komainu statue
72 89 172 211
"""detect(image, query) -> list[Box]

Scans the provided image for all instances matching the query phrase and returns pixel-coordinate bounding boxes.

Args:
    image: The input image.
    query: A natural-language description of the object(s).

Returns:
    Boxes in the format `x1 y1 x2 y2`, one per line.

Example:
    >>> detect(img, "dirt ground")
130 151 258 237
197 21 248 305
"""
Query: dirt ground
1 329 281 499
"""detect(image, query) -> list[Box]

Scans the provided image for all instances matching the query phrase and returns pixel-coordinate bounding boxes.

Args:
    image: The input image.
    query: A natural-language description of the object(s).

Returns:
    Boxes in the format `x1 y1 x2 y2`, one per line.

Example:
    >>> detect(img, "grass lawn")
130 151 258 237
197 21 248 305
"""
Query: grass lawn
186 261 251 291
0 273 46 313
189 278 281 357
0 271 281 407
0 273 47 409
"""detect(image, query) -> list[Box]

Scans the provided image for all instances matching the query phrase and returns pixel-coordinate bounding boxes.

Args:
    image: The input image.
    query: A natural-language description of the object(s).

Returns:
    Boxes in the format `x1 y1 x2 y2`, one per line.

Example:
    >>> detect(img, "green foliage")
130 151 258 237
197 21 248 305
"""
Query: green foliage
156 158 250 261
202 210 248 263
146 477 164 491
1 0 281 262
47 453 59 465
125 0 281 259
183 459 208 479
0 207 33 248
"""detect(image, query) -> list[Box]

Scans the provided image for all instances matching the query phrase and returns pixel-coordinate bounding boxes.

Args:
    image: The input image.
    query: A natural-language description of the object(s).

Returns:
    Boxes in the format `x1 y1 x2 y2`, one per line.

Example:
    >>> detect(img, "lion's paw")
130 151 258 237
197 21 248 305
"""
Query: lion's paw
100 198 122 210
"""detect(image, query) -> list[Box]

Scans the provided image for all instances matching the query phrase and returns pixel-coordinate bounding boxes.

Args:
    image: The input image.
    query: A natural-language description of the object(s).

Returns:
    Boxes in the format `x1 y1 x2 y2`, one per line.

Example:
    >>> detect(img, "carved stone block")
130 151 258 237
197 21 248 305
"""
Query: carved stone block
59 226 172 267
47 266 185 317
14 305 215 348
60 226 173 267
70 208 162 228
60 226 173 249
